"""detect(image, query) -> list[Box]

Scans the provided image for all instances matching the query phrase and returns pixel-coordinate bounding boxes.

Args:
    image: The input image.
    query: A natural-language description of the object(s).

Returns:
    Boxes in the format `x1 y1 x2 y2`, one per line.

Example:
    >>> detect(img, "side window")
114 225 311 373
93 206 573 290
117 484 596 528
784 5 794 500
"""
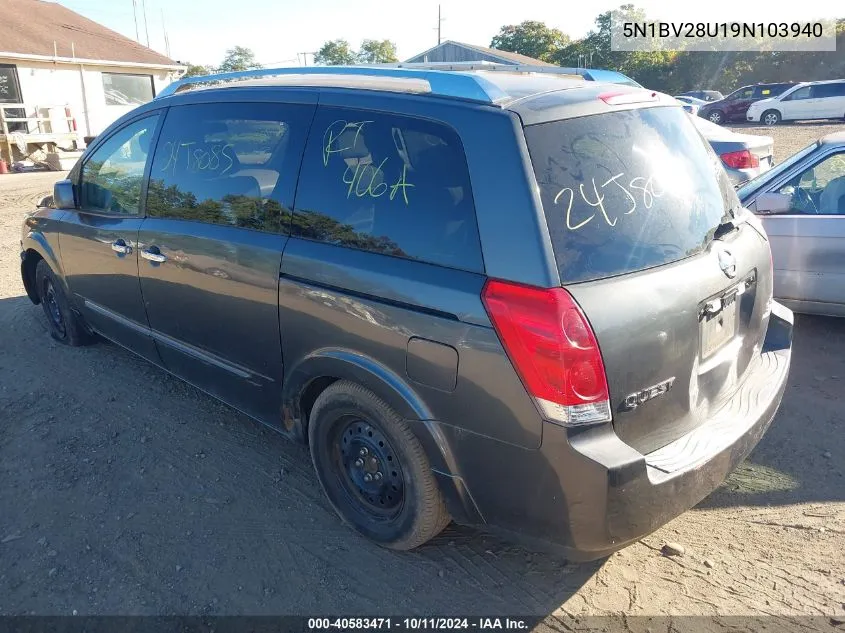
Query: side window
293 107 483 272
146 102 312 233
79 115 159 215
777 153 845 215
811 84 843 98
754 87 771 99
785 87 812 101
810 85 829 98
738 88 754 99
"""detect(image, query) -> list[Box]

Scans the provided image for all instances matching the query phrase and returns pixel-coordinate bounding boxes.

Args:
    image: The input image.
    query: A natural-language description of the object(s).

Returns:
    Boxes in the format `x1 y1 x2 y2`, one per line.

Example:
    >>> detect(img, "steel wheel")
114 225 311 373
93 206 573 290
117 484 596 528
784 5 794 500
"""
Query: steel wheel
309 380 450 550
708 111 724 124
333 416 405 519
40 275 66 338
34 259 93 346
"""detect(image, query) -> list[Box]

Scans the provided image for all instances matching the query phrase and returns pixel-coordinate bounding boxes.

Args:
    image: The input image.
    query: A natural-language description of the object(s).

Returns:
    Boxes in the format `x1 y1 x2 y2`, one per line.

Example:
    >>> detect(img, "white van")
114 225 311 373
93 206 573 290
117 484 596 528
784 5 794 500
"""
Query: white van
746 79 845 125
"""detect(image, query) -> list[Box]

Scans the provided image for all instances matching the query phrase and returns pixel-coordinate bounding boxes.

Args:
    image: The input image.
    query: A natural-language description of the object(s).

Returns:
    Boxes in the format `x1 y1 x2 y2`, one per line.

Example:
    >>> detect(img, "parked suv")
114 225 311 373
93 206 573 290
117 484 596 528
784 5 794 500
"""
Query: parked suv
20 67 793 559
698 83 797 124
746 80 845 125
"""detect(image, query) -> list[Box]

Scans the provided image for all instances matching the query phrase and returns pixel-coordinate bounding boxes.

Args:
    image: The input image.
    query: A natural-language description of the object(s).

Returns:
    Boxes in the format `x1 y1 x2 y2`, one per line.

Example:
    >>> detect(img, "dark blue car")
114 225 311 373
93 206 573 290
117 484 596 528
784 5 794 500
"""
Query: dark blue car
21 66 792 558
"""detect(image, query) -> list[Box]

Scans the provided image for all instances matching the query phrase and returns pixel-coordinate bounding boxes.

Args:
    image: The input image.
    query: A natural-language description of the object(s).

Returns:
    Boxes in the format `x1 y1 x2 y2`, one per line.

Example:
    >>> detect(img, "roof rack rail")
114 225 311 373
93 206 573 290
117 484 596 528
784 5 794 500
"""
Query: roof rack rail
381 62 642 87
382 61 583 77
156 65 510 104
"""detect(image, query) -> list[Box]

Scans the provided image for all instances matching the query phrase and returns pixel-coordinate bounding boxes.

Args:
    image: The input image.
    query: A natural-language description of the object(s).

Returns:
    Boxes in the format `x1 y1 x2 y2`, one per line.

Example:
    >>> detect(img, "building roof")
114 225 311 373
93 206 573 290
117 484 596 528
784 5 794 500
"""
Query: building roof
0 0 179 67
406 40 556 67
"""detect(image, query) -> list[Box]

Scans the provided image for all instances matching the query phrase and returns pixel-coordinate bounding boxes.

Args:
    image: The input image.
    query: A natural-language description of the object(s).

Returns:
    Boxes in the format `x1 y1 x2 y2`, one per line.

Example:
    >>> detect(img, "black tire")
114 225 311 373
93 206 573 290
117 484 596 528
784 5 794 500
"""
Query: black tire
309 380 450 550
762 110 781 126
35 260 92 346
707 110 724 124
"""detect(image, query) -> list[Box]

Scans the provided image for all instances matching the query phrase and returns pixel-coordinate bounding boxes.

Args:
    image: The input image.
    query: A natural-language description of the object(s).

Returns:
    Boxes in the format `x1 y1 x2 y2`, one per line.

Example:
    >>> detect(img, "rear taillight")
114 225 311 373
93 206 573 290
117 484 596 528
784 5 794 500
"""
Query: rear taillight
482 280 611 427
720 149 759 169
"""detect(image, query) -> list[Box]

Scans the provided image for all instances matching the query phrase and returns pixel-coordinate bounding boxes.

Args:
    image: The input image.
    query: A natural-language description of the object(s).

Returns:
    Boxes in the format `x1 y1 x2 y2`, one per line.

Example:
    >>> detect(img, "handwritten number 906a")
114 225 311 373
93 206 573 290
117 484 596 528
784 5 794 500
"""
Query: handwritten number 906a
323 119 415 206
555 173 662 231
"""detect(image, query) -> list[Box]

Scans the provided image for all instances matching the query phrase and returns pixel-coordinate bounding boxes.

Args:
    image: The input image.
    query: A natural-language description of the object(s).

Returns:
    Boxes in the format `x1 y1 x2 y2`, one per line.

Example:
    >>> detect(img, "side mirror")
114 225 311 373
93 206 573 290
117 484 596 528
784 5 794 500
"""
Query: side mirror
755 192 792 214
53 179 76 210
36 195 54 209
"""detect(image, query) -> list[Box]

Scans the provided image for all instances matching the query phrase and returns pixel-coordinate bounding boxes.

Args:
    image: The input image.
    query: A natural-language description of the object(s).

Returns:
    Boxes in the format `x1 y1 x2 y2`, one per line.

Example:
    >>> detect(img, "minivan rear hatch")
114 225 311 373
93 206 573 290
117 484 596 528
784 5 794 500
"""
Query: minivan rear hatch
524 105 773 453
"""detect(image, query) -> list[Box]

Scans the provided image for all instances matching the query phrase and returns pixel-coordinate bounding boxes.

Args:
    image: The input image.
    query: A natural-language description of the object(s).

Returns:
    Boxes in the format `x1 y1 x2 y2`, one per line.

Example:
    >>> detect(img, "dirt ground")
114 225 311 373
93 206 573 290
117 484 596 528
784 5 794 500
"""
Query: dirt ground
0 122 843 623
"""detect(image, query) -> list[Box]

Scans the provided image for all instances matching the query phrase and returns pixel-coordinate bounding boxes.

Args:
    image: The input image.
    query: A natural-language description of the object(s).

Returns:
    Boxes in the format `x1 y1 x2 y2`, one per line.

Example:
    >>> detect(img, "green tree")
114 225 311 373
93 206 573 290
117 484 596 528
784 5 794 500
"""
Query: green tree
183 63 214 78
490 20 570 62
555 6 676 90
357 39 399 64
315 39 357 65
217 46 262 73
553 7 845 94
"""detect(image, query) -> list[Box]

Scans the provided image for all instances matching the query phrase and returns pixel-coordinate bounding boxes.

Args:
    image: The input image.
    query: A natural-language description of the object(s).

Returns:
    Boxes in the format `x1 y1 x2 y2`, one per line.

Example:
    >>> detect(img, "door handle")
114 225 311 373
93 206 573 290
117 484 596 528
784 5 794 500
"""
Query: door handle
141 248 167 263
111 239 132 255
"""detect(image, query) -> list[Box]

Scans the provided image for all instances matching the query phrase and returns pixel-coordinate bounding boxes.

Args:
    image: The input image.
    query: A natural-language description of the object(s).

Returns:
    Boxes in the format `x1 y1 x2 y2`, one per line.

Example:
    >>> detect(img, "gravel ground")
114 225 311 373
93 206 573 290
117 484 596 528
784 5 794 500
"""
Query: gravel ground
0 142 843 623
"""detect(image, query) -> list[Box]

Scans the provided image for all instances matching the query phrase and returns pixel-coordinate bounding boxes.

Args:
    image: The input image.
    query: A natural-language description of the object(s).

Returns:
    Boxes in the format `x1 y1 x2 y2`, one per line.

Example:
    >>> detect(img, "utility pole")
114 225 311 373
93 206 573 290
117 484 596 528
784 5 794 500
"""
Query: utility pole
161 8 171 57
141 0 150 48
131 0 139 42
435 4 444 45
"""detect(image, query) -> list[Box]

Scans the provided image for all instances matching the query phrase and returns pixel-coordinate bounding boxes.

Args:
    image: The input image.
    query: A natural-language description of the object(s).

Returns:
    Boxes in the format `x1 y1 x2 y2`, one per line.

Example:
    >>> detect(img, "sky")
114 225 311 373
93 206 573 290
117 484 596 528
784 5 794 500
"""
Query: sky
59 0 839 67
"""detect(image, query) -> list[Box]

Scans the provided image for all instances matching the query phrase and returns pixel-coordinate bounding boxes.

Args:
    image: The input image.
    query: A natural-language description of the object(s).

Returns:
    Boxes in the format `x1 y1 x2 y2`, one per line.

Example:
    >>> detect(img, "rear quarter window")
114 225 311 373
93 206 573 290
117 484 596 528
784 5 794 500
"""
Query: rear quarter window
293 107 483 272
525 106 739 284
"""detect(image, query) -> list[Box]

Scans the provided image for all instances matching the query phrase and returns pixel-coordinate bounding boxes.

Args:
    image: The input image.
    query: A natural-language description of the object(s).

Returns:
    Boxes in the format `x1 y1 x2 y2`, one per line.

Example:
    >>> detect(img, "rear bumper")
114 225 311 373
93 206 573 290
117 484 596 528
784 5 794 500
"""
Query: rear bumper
460 302 793 560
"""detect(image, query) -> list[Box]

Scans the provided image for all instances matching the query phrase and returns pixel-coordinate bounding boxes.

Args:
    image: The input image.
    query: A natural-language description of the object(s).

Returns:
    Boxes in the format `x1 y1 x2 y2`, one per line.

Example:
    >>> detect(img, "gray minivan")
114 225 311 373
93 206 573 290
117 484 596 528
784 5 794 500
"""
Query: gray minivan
20 67 793 559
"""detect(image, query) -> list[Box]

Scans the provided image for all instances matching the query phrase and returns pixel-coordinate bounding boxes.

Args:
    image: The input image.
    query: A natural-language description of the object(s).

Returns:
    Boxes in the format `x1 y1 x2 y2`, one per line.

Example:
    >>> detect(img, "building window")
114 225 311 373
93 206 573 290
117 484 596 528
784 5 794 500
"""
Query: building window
102 73 155 106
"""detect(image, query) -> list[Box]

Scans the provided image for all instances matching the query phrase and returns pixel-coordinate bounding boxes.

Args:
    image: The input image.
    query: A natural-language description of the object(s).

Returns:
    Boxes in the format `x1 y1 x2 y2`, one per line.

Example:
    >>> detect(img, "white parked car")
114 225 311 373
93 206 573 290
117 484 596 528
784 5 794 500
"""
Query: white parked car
674 95 705 116
746 79 845 125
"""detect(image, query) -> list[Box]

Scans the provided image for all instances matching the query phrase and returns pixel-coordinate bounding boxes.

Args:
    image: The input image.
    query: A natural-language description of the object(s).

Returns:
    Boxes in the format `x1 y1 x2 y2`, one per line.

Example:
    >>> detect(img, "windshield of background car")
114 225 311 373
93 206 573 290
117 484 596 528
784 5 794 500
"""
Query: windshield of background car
525 105 739 284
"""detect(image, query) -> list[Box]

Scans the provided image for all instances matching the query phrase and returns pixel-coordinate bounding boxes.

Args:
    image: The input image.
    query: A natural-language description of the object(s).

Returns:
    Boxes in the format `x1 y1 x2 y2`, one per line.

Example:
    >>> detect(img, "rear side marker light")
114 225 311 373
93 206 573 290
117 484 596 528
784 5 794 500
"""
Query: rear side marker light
720 149 759 169
482 280 612 427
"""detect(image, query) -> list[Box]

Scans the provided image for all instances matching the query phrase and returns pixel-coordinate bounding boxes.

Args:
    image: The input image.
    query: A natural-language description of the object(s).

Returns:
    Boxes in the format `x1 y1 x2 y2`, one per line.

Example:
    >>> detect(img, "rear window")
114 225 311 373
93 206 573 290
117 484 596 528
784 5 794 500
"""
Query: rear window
525 106 738 284
813 83 845 98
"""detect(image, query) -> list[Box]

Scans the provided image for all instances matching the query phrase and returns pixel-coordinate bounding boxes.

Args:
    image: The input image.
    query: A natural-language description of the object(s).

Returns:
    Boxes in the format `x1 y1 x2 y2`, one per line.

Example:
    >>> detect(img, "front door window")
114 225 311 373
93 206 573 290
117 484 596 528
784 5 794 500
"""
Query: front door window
79 116 159 215
777 152 845 214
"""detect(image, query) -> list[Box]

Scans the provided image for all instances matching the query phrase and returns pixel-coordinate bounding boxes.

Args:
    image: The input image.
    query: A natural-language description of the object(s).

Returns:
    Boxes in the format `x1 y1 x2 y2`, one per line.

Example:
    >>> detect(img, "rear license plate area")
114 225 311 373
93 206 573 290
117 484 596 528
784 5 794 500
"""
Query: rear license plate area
700 292 739 358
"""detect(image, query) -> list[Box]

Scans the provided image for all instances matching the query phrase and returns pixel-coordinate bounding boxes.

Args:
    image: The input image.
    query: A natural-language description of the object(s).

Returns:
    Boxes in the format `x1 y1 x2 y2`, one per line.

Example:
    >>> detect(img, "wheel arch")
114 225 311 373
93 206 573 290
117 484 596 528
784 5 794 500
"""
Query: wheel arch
282 348 434 443
281 348 484 526
21 231 65 305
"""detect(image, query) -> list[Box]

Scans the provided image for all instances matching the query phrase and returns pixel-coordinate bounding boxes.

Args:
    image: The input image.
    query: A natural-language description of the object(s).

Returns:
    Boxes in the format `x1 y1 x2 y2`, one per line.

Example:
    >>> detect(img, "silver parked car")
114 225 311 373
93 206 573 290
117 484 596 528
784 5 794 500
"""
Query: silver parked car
738 132 845 316
691 115 774 186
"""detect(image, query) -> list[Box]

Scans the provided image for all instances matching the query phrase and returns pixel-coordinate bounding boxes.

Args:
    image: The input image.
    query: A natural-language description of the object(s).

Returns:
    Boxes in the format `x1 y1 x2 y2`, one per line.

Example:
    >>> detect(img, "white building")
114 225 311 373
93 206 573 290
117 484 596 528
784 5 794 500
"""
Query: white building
0 0 184 152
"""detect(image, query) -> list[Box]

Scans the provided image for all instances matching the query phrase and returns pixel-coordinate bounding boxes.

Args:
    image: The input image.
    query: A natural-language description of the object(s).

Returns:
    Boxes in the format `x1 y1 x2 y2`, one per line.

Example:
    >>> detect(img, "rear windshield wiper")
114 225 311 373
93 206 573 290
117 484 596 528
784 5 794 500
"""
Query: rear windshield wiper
713 212 741 240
